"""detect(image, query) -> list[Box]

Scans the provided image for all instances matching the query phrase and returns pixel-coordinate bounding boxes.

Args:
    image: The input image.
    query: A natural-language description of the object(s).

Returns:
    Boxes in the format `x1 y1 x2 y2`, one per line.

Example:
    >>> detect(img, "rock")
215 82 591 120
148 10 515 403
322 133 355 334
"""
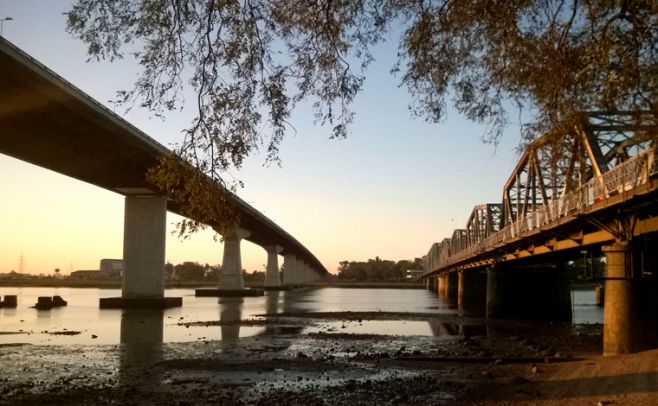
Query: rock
34 297 53 310
1 295 17 308
91 334 98 339
52 296 67 307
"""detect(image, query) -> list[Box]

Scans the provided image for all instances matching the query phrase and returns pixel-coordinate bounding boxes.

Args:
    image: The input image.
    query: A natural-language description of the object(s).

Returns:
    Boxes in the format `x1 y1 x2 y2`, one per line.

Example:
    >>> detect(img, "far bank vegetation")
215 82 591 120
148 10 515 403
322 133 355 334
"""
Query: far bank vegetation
336 257 424 282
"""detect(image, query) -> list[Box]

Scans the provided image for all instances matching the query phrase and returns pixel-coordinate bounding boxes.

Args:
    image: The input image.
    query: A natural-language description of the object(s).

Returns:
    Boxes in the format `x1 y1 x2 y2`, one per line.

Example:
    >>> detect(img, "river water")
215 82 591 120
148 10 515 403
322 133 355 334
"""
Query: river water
0 287 602 346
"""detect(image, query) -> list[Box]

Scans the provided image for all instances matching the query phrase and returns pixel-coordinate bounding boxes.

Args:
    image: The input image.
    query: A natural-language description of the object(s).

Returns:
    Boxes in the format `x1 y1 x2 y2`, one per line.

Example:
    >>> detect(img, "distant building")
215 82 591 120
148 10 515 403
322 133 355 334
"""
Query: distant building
405 269 424 280
100 259 123 275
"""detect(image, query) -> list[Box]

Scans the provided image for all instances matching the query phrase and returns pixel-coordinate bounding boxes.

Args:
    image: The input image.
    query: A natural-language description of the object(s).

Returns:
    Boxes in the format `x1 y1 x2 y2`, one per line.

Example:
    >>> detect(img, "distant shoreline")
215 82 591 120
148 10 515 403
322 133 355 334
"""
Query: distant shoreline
0 279 217 289
0 279 425 289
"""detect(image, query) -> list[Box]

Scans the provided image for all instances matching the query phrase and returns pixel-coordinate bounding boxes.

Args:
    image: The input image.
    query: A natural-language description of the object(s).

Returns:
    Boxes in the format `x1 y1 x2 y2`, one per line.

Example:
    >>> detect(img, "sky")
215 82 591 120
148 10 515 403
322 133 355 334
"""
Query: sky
0 1 520 275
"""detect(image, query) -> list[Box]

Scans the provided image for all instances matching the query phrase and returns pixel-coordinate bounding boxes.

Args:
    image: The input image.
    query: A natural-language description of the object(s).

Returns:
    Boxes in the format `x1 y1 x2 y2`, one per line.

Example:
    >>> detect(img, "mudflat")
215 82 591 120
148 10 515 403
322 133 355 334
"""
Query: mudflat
1 311 656 405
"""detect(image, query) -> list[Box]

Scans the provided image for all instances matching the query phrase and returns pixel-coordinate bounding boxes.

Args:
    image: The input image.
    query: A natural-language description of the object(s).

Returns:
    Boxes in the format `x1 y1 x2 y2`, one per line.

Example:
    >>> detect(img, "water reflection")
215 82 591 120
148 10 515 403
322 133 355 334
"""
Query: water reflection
261 290 307 336
119 309 164 387
281 288 317 313
427 319 461 336
218 298 243 340
35 308 52 320
0 286 603 346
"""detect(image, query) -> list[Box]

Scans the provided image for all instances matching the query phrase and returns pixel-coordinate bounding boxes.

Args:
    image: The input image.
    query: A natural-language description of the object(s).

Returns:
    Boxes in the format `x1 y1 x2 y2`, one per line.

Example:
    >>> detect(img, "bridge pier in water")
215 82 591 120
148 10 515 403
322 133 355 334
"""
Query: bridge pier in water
196 228 265 297
264 245 282 288
282 254 299 285
445 272 459 304
100 196 181 308
218 228 251 290
437 274 447 298
425 277 435 291
602 238 658 355
298 260 311 284
458 269 487 314
486 262 571 322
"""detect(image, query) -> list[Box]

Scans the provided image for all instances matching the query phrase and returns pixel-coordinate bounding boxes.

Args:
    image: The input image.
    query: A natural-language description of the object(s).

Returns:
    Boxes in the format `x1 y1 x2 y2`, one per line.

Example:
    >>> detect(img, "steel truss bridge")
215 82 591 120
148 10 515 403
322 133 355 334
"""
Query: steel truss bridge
423 112 658 276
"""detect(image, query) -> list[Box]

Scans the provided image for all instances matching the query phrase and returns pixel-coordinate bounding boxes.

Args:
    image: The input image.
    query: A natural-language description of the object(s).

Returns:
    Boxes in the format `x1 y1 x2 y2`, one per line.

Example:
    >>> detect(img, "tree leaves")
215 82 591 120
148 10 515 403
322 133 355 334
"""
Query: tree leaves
67 0 658 236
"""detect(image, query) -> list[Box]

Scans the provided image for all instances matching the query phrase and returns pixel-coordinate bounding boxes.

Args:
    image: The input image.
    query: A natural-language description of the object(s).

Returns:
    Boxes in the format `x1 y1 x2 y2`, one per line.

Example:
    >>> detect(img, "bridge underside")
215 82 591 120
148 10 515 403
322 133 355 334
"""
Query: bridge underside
0 38 326 276
0 38 327 309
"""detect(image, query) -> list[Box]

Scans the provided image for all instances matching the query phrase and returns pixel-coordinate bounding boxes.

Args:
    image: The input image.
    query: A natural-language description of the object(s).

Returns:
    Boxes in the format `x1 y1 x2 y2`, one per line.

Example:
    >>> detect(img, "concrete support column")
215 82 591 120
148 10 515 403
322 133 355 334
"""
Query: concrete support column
437 274 447 298
122 196 167 298
298 260 308 284
219 229 251 290
264 245 282 287
445 272 459 304
295 259 306 285
308 265 318 283
303 260 313 284
486 265 503 319
307 266 317 282
282 254 298 285
100 196 181 308
603 242 636 355
458 269 487 315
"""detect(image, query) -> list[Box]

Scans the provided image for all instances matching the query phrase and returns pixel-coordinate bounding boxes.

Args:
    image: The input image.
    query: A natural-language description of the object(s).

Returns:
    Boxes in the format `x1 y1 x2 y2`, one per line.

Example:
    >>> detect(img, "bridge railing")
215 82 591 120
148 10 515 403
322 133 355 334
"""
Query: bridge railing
432 147 656 271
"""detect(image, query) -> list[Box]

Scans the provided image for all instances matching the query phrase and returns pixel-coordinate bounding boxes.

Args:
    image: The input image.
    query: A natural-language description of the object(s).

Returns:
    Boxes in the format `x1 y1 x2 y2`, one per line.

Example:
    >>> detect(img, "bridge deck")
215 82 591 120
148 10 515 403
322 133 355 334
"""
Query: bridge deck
425 118 658 276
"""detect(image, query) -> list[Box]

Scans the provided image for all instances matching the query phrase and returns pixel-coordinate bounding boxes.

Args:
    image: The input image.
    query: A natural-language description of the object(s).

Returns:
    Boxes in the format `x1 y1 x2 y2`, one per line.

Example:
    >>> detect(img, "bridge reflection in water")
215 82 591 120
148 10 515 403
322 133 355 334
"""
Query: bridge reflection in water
119 309 165 389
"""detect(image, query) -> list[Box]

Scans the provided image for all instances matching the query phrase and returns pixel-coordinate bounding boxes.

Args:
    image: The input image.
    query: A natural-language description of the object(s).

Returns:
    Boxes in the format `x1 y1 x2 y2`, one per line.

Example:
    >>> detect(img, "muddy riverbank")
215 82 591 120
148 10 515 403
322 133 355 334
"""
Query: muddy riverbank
2 310 655 405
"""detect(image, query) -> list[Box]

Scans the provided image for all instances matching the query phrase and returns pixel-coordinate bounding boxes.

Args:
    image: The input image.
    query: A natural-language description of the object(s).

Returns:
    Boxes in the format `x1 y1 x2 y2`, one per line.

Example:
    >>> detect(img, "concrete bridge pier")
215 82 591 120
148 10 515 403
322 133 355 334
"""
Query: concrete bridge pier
445 272 459 304
458 269 487 315
302 262 318 284
437 274 447 298
282 254 299 286
429 277 436 291
264 245 282 288
603 242 637 355
100 196 181 308
486 262 571 321
302 261 313 284
219 228 251 290
308 264 320 283
196 228 264 297
309 266 318 283
296 259 309 285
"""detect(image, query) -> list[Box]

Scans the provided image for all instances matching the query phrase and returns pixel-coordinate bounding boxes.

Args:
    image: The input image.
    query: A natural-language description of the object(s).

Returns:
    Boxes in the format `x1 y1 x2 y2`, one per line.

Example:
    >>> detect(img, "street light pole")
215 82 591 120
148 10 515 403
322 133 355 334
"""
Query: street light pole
0 17 13 37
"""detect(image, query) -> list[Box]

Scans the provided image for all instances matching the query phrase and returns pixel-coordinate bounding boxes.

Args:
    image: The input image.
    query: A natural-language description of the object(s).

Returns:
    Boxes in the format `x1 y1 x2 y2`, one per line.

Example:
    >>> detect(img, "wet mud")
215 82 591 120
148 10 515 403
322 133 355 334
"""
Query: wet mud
3 310 646 405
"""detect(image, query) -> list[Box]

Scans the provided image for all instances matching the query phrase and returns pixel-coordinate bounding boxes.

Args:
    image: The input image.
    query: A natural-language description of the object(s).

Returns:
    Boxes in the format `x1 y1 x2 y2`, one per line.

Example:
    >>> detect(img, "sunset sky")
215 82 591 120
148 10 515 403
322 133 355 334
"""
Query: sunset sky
0 1 520 275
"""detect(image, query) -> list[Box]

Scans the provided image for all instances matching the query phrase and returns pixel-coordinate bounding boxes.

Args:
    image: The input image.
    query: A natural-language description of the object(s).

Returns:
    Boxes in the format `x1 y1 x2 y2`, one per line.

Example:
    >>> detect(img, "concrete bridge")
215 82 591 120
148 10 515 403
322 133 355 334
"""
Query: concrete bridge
0 38 327 307
422 112 658 355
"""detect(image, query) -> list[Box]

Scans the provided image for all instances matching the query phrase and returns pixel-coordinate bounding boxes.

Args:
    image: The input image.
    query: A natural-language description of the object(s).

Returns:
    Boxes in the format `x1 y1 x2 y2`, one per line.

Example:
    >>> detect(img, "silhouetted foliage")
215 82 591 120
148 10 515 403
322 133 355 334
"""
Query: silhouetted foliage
337 257 424 281
170 261 220 281
67 1 658 232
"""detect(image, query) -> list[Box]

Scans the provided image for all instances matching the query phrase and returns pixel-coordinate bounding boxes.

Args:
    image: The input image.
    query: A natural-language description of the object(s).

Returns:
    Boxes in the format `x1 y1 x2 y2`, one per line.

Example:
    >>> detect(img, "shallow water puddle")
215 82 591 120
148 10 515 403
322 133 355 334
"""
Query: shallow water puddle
305 320 437 336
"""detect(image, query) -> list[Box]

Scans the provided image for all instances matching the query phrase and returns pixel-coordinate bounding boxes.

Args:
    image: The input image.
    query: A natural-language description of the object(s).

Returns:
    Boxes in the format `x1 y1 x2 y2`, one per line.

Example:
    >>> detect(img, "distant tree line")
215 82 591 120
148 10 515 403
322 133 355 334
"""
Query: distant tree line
165 261 264 282
336 257 423 282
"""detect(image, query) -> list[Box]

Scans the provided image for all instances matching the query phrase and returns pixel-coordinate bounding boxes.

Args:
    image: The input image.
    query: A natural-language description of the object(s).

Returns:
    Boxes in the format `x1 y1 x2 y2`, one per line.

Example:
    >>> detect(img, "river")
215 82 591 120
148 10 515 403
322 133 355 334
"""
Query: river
0 286 602 346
